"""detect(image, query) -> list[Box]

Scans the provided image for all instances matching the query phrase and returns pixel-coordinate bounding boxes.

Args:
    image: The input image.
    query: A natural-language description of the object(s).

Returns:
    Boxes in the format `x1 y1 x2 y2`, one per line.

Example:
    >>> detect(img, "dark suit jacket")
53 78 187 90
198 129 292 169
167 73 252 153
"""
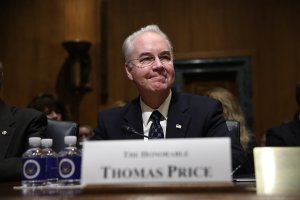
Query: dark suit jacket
0 99 47 182
94 91 247 170
266 116 300 146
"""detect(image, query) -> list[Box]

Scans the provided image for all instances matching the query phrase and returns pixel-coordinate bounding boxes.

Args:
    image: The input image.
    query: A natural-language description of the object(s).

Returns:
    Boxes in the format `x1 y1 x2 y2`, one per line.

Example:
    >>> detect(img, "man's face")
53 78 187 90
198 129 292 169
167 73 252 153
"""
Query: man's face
125 32 175 95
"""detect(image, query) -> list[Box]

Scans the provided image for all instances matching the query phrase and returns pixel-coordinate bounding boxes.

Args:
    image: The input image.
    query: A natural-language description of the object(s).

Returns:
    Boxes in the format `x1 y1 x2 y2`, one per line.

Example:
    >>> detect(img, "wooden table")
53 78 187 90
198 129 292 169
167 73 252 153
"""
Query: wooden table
0 181 299 200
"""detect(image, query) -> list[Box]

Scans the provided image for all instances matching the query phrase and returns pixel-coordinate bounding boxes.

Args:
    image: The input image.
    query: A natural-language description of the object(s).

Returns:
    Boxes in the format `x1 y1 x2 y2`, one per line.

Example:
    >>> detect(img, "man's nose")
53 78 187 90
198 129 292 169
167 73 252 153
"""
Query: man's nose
152 57 164 68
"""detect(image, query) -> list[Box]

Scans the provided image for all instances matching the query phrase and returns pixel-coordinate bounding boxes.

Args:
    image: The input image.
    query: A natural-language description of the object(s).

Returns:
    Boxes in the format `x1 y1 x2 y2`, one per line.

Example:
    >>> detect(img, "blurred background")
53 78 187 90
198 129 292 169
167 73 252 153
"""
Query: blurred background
0 0 299 144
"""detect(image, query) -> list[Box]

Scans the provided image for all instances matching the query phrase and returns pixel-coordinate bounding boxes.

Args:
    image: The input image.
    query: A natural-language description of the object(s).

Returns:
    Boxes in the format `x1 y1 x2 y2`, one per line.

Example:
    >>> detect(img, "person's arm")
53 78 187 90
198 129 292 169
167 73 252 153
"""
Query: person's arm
0 110 47 182
93 112 109 140
0 157 23 182
22 111 48 149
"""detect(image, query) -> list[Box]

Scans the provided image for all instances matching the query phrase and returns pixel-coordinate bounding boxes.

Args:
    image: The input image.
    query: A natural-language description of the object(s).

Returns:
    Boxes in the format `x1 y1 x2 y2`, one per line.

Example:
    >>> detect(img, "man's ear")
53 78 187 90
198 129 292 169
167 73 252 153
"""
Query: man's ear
125 64 133 81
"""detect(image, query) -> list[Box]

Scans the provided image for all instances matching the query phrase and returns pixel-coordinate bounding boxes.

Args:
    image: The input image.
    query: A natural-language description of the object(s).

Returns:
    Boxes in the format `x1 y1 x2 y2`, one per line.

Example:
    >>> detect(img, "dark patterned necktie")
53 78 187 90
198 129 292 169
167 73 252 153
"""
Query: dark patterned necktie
149 110 164 139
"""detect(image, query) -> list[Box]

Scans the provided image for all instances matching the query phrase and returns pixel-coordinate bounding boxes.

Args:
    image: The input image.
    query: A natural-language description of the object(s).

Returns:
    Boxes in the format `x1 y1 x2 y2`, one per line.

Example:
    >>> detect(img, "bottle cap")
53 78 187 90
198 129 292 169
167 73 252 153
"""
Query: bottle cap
29 137 41 147
41 138 53 147
64 136 77 145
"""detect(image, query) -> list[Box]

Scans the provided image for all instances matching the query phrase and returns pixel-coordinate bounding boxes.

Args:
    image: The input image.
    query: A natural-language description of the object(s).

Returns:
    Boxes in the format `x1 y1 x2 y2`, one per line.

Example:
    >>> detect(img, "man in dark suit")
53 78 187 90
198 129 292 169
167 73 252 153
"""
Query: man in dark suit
265 82 300 146
0 62 47 182
93 25 247 171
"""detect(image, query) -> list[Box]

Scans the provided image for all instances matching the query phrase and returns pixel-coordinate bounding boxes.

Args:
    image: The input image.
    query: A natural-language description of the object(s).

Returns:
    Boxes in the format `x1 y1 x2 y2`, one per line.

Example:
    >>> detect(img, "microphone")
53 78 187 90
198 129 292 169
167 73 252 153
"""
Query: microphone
231 153 254 179
121 125 153 139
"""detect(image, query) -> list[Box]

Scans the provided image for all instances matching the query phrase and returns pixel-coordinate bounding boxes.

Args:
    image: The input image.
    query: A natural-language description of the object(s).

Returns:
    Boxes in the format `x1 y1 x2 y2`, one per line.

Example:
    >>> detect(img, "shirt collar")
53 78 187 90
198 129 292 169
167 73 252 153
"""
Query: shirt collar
141 91 172 126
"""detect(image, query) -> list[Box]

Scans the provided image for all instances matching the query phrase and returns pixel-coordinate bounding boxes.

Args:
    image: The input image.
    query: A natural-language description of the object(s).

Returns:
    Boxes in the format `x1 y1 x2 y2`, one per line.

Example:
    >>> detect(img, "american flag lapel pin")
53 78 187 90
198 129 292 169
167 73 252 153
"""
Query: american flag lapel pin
1 130 8 135
176 124 182 129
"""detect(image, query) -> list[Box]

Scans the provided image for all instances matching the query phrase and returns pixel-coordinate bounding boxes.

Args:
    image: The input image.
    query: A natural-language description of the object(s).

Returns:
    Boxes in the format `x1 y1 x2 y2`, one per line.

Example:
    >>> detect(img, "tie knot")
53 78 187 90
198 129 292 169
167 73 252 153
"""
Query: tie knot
150 110 162 121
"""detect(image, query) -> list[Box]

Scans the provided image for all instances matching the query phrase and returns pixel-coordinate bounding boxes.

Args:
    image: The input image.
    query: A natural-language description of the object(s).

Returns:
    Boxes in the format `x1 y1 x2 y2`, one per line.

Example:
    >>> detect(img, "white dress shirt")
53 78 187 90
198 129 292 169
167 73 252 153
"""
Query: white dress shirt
140 91 172 140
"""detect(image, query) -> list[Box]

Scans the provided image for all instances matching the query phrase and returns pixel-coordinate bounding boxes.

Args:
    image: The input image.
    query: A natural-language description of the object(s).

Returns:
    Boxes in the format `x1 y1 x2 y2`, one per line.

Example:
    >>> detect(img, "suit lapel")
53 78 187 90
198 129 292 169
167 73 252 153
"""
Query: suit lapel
0 100 16 159
121 93 192 139
122 98 144 139
166 92 191 138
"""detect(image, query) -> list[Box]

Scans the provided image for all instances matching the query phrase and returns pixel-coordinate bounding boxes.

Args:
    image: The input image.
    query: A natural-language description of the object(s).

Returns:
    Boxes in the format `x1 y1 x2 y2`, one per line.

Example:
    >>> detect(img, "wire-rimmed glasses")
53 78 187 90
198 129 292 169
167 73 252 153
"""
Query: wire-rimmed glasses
126 52 173 68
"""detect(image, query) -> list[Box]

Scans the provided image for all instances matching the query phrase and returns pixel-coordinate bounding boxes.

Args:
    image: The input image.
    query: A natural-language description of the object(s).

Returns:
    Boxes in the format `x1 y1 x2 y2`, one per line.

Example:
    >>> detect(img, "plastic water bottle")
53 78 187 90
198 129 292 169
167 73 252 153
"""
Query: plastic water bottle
41 138 58 185
58 136 81 185
22 137 46 187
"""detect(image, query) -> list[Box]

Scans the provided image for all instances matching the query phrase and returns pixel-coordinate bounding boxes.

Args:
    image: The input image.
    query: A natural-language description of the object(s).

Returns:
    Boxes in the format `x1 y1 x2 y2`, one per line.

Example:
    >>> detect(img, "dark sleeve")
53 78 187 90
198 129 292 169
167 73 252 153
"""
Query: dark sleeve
92 105 130 140
0 110 47 182
0 158 22 182
22 111 48 149
265 127 287 146
93 112 109 140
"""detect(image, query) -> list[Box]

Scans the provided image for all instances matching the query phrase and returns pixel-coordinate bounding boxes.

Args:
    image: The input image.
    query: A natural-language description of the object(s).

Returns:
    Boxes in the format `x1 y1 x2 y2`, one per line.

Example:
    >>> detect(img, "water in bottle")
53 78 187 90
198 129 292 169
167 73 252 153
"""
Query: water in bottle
22 137 46 187
58 136 81 185
41 138 58 185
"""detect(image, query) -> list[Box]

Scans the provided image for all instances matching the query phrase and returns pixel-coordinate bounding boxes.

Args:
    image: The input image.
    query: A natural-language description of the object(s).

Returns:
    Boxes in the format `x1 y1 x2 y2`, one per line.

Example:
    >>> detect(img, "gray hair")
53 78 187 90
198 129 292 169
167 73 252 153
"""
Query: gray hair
122 25 173 61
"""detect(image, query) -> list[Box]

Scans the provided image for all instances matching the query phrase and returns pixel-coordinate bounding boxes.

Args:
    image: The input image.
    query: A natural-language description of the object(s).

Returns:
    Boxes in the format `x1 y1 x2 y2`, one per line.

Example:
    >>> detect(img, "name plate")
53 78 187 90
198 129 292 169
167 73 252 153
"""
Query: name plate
81 138 232 186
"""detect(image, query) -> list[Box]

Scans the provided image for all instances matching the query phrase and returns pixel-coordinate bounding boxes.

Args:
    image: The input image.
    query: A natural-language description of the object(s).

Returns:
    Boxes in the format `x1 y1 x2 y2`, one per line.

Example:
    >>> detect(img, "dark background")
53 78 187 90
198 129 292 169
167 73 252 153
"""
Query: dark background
0 0 299 144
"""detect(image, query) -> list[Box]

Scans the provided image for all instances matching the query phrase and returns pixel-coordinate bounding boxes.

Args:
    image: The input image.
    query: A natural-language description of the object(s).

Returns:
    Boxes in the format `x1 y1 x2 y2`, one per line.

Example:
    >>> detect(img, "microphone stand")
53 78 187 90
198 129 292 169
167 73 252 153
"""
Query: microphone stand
122 125 153 139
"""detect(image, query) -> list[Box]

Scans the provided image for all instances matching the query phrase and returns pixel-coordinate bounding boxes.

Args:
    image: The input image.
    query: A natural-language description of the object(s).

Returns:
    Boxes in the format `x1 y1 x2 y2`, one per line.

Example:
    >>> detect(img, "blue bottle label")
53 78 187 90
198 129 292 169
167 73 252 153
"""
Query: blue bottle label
58 156 81 180
47 157 58 180
22 158 46 181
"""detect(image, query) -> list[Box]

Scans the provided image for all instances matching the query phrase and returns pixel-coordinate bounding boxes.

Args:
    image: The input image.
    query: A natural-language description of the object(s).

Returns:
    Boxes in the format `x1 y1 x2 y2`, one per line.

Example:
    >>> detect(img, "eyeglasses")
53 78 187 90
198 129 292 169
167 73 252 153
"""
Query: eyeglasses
127 53 173 68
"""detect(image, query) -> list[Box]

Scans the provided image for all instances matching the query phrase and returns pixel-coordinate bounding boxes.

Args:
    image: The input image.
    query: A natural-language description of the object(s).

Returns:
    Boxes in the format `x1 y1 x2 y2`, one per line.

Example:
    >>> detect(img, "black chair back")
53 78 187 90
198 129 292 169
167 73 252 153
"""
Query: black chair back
44 119 79 153
226 120 241 144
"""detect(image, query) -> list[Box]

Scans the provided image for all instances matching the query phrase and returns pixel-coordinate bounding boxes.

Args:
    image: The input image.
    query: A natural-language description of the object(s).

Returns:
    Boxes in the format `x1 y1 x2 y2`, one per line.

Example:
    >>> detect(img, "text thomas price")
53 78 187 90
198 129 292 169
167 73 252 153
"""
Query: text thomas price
98 165 213 180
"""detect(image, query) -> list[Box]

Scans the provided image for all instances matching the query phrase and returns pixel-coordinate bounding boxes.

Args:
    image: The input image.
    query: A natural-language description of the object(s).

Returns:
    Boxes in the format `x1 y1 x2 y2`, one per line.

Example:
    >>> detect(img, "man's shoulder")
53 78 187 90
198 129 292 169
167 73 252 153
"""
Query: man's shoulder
11 106 44 120
266 121 294 135
100 101 133 115
1 103 47 139
265 120 299 146
180 92 212 99
101 106 127 115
